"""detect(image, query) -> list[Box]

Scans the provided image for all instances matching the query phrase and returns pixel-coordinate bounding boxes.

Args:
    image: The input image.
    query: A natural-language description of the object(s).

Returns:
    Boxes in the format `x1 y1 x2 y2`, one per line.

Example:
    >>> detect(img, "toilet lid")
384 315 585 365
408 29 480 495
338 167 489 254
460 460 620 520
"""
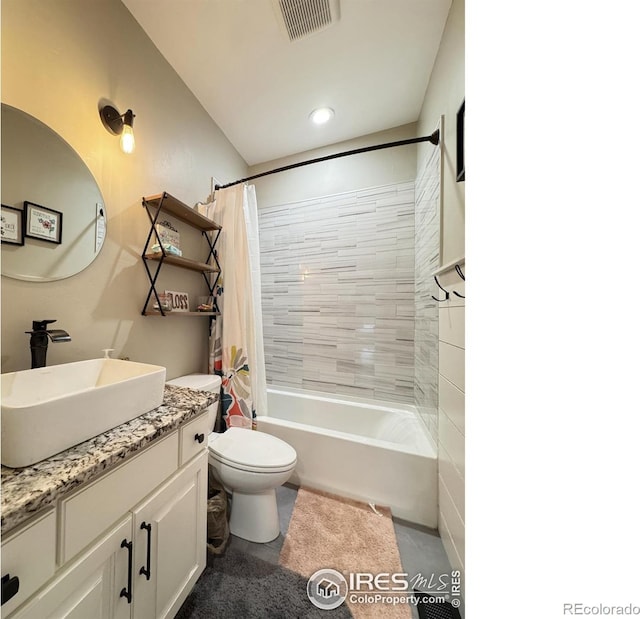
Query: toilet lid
208 427 297 471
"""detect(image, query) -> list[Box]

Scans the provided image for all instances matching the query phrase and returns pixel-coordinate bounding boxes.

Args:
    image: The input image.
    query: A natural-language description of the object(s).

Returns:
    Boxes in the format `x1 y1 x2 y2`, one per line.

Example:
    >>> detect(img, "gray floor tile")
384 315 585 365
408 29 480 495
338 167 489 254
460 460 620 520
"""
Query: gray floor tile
277 483 298 534
394 519 452 581
393 519 453 619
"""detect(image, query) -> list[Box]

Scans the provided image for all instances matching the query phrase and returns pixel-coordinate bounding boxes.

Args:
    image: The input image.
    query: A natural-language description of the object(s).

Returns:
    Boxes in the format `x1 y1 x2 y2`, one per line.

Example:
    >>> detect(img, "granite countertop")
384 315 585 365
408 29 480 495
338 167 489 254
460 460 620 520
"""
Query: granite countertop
1 384 215 534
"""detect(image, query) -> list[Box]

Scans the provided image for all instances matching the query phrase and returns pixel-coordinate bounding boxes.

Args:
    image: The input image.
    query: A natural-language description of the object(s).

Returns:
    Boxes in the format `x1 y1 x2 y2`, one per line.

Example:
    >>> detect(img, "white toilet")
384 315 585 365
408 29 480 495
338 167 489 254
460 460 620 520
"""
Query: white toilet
208 427 297 543
166 374 297 544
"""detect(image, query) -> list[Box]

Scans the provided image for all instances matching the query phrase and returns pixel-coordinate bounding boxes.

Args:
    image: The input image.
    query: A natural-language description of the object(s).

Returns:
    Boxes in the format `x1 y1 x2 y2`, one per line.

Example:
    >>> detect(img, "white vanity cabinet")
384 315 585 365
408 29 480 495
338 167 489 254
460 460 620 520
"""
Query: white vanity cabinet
10 516 133 619
132 453 207 619
1 412 209 619
0 509 57 616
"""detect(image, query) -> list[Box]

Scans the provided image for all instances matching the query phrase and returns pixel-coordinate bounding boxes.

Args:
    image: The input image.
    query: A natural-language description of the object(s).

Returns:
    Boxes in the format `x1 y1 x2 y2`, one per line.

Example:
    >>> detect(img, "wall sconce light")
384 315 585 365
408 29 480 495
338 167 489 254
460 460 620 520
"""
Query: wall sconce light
99 105 136 154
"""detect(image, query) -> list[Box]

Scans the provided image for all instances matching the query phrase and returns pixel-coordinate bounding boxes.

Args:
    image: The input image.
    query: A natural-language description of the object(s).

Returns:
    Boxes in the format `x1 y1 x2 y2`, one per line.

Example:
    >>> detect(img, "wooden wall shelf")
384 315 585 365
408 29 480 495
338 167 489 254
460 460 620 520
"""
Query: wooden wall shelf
142 311 221 317
141 192 221 317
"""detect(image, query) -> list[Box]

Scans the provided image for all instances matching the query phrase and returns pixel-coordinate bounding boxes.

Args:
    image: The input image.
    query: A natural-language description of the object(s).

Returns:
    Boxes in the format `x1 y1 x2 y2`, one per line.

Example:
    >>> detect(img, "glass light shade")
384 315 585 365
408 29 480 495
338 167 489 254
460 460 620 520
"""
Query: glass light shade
120 125 135 154
309 107 334 125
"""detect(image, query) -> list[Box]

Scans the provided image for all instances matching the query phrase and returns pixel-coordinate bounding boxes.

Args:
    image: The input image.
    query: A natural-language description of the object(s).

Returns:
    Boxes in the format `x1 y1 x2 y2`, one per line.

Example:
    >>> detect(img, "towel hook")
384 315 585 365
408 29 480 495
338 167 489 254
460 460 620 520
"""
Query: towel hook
431 275 449 302
452 263 465 298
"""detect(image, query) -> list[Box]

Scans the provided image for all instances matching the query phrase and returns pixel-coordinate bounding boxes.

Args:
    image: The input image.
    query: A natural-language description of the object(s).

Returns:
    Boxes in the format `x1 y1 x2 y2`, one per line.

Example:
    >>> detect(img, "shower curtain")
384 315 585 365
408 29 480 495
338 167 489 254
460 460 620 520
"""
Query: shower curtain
209 184 267 429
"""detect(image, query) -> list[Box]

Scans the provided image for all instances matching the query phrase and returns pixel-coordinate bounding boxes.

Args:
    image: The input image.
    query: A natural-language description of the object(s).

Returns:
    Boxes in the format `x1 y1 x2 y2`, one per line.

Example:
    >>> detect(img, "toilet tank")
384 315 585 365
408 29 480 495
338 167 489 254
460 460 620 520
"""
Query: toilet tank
166 374 221 432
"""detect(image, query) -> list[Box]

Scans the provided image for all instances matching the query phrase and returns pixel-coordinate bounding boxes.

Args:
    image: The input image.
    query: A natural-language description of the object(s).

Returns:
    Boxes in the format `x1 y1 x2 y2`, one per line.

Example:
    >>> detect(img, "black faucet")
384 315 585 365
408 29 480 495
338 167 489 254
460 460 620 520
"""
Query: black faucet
25 319 71 369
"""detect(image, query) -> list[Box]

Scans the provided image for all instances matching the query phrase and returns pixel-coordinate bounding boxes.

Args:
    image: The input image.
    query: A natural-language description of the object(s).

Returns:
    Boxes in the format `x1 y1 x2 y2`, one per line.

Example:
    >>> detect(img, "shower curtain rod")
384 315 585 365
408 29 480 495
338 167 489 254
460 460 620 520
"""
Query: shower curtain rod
214 129 440 190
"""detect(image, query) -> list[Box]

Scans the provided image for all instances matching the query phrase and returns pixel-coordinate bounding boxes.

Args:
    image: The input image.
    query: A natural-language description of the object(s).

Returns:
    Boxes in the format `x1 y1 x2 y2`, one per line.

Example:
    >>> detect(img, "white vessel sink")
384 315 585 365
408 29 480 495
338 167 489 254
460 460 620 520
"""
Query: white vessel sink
1 359 166 468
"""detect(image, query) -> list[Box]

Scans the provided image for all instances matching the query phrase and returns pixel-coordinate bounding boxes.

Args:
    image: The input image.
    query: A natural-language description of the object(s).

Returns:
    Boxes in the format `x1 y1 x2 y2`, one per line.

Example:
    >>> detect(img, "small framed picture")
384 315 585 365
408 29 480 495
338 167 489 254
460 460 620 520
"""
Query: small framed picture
24 201 63 244
1 204 25 246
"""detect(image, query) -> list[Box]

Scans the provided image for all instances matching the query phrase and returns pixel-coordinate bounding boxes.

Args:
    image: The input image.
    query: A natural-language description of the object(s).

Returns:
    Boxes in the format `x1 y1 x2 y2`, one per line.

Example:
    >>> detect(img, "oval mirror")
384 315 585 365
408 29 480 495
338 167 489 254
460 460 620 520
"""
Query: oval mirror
1 104 107 281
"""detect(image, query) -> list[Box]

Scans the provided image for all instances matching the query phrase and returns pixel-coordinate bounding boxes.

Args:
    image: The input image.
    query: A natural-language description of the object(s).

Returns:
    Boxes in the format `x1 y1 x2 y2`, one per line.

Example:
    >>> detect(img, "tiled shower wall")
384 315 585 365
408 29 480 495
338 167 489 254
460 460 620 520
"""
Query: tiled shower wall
258 182 416 403
414 145 441 437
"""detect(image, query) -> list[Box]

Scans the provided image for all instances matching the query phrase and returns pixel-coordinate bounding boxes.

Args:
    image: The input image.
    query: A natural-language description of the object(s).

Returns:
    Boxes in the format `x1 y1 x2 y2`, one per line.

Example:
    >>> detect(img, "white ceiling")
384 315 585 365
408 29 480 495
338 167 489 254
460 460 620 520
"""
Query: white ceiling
122 0 452 166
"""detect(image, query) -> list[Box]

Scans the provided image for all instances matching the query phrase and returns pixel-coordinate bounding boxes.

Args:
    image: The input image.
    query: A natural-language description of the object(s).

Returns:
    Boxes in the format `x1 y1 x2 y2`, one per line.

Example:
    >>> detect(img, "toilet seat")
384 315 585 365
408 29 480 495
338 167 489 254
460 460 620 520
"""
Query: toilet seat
208 427 297 473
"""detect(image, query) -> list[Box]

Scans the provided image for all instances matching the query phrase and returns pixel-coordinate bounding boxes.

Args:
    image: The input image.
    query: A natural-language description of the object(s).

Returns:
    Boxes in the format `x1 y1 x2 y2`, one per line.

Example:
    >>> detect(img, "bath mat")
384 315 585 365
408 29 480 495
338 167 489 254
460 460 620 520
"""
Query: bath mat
175 539 353 618
279 487 412 619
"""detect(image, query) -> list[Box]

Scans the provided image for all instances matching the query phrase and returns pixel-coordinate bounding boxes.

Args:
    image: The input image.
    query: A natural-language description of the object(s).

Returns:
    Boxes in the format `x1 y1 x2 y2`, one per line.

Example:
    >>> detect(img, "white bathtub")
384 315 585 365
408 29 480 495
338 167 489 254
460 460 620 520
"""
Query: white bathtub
256 386 437 527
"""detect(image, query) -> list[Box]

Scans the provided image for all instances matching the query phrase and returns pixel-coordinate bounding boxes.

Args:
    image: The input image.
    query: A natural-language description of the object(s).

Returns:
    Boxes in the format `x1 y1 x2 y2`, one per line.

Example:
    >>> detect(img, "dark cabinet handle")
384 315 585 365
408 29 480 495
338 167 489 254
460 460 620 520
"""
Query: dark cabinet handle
1 574 20 606
120 539 133 603
195 433 205 444
139 522 152 580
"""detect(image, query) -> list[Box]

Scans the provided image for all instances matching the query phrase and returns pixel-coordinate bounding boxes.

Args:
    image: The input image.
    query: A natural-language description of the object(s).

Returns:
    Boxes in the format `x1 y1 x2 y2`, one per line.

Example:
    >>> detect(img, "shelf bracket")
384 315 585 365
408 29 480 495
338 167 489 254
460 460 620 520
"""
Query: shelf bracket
141 193 170 315
141 255 167 315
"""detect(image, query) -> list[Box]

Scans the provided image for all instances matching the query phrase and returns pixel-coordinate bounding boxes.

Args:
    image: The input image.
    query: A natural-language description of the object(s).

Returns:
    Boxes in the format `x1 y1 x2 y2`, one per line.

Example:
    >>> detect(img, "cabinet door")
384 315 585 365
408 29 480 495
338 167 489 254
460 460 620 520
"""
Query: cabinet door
10 517 133 619
1 509 56 616
132 452 207 619
59 432 179 565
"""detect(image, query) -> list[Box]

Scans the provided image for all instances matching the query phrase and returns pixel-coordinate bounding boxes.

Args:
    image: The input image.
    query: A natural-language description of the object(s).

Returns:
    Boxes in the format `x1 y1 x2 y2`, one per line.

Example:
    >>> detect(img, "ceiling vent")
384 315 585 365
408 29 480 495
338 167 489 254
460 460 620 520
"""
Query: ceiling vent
272 0 340 42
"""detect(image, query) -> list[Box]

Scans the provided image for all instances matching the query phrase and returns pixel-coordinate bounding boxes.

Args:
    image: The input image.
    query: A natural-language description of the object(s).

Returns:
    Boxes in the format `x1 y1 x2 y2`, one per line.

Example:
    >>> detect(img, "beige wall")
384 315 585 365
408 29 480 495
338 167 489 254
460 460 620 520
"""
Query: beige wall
416 0 465 599
248 123 418 207
1 0 247 376
417 0 465 266
437 265 465 593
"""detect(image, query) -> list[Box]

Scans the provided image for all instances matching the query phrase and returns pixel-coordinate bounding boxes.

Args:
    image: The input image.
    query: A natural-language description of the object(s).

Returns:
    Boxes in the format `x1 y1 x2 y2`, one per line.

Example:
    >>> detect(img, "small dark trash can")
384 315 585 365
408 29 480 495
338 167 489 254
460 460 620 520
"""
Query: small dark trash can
206 465 229 555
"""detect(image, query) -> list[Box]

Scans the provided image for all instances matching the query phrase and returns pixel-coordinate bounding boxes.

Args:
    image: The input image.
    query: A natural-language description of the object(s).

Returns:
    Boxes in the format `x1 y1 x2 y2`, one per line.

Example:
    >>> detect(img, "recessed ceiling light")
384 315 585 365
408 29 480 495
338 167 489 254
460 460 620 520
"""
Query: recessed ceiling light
309 107 335 125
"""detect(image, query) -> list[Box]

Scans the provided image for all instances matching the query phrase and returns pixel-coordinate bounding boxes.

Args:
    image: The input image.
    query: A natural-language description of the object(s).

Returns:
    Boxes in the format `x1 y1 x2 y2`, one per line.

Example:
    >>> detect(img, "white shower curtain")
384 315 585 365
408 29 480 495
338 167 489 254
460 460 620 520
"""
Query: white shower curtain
209 184 267 429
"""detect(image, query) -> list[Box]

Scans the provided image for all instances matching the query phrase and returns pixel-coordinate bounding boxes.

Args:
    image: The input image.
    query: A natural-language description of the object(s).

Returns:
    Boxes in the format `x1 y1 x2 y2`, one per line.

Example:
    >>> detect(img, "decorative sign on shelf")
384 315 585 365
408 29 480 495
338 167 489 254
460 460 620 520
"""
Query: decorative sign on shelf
165 290 189 312
155 220 180 251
